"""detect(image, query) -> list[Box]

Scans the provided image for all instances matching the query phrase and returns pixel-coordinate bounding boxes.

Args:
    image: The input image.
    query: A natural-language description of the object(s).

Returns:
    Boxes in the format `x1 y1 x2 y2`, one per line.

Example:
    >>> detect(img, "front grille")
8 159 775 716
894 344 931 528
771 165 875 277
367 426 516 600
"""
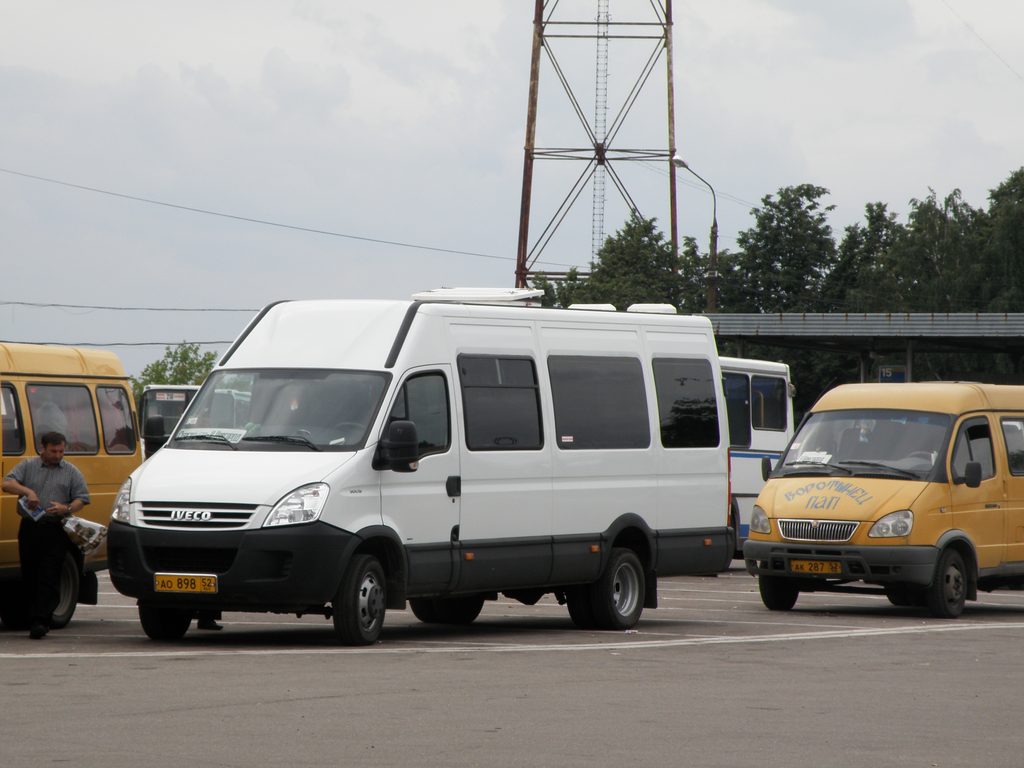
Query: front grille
779 519 858 543
139 501 259 530
143 546 237 574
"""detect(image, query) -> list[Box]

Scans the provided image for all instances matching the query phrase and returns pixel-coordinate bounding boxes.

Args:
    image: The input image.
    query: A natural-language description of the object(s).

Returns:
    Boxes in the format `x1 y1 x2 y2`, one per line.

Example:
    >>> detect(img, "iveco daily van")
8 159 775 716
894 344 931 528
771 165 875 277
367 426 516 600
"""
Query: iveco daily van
745 382 1024 618
108 291 732 644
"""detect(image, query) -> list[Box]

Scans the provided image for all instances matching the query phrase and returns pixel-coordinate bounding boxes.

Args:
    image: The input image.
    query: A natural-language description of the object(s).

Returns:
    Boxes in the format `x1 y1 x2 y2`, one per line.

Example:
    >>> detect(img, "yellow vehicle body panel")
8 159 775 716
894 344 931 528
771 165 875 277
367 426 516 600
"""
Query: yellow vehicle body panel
1 343 142 573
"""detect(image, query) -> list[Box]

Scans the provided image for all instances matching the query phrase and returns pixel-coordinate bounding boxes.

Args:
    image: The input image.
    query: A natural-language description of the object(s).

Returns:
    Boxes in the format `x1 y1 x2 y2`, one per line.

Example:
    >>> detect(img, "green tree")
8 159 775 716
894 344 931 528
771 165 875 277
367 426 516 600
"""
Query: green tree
530 268 587 308
983 168 1024 312
825 202 905 312
132 342 218 400
573 212 682 309
729 184 836 313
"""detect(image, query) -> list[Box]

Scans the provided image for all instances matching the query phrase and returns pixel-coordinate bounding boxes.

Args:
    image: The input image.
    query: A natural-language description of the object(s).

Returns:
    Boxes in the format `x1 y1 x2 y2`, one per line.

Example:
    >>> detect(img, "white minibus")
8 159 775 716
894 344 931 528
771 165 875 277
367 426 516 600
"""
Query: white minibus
720 357 794 557
108 292 731 644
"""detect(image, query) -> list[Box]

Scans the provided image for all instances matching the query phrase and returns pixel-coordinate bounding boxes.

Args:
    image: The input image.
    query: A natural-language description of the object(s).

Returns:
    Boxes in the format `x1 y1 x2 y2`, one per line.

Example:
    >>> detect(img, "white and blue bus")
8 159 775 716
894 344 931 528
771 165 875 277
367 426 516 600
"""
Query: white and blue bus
720 357 794 558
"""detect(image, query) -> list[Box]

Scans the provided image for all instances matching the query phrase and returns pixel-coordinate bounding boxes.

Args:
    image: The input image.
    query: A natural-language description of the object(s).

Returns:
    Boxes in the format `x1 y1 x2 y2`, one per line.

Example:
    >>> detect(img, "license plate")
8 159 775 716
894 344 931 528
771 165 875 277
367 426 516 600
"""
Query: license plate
790 559 841 575
154 573 218 594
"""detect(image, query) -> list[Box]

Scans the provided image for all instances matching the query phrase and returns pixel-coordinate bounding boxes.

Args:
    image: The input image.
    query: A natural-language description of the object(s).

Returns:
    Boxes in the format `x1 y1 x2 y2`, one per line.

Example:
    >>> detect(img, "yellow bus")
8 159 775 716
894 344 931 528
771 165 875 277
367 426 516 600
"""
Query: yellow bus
1 342 142 628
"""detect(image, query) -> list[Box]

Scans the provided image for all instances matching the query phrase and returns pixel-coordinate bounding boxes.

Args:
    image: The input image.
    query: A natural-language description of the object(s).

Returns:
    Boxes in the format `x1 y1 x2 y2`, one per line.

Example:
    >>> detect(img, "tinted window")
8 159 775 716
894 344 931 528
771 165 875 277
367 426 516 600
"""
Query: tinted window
2 385 25 455
952 417 995 480
459 355 542 451
751 375 787 431
723 372 751 448
388 373 450 458
27 384 98 454
1002 418 1024 476
98 386 137 454
653 358 720 448
548 356 650 450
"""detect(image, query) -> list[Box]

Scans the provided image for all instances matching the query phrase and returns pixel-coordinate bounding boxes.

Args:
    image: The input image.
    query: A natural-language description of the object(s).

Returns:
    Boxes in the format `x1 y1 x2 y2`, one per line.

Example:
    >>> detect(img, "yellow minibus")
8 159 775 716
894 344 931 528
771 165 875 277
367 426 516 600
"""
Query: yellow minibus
1 342 142 628
745 382 1024 618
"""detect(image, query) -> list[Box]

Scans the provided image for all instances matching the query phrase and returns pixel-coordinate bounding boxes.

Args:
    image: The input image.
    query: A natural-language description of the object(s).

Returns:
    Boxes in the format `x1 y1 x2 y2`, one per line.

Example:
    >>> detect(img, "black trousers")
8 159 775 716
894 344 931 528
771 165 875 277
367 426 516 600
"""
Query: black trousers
18 518 69 625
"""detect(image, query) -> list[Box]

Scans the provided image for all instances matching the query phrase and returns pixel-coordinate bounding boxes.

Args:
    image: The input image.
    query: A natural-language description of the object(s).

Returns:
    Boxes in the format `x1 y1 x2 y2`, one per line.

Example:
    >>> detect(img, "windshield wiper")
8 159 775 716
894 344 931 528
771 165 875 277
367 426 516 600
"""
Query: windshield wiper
241 435 322 452
172 433 237 450
841 460 919 479
783 460 853 475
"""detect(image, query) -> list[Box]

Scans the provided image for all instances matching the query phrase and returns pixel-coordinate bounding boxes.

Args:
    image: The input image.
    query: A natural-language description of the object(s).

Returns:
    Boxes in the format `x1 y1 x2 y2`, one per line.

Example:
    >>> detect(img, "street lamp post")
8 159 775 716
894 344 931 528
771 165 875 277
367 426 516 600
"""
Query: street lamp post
672 156 719 313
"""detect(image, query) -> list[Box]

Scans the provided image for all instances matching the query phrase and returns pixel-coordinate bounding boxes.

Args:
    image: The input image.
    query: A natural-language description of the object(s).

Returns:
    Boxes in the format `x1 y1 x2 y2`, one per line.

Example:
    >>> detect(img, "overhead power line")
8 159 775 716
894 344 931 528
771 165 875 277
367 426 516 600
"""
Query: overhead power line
0 166 578 270
0 301 257 312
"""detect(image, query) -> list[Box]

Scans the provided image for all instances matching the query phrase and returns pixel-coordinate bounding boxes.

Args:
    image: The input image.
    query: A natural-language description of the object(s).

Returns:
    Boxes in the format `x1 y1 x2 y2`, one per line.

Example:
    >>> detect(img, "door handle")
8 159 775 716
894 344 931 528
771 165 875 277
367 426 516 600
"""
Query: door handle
446 475 461 498
984 503 1001 509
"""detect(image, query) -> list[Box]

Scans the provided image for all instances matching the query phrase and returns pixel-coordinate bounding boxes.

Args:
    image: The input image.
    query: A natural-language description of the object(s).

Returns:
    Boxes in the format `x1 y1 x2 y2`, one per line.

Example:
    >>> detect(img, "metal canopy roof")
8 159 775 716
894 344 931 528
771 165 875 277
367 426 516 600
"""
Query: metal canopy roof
707 313 1024 354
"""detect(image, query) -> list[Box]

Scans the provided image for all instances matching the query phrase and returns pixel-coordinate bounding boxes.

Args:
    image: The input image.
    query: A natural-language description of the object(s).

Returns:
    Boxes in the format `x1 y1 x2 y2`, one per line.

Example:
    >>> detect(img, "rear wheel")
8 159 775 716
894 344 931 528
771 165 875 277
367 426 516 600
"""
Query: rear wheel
333 554 386 645
758 575 799 611
926 548 967 619
138 604 193 640
49 552 80 629
590 548 645 630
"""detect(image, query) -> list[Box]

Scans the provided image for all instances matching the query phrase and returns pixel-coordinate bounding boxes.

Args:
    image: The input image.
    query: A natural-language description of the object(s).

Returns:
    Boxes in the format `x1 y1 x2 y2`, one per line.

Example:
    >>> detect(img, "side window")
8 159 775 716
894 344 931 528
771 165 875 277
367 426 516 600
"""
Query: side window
2 385 25 455
951 417 995 481
723 373 751 448
27 384 99 454
98 386 137 454
653 358 721 449
459 355 542 451
1001 418 1024 476
548 356 650 450
388 373 450 458
751 375 788 431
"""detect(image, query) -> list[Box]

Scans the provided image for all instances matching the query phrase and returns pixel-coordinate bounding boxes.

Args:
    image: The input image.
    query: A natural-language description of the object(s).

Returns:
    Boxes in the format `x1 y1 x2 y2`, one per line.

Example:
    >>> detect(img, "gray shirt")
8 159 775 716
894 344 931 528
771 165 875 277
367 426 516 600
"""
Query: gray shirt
5 457 90 519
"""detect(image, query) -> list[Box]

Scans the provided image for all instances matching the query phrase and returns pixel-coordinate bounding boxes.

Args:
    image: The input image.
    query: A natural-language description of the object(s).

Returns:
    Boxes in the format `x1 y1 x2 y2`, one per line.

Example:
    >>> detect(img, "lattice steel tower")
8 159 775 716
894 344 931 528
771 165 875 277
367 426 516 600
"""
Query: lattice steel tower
515 0 680 288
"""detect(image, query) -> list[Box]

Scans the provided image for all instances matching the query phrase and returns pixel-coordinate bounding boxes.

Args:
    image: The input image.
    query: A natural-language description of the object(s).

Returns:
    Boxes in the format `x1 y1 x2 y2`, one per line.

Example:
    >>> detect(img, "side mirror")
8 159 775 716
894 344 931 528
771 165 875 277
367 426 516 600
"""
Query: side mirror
964 461 982 489
761 456 774 482
377 420 419 473
143 415 168 455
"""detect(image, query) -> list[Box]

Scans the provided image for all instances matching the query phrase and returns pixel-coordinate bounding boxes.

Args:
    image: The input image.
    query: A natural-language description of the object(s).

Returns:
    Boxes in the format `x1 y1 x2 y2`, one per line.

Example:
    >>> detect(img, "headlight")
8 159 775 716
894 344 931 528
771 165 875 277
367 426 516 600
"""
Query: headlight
868 509 913 538
264 483 329 527
750 505 771 534
111 478 131 523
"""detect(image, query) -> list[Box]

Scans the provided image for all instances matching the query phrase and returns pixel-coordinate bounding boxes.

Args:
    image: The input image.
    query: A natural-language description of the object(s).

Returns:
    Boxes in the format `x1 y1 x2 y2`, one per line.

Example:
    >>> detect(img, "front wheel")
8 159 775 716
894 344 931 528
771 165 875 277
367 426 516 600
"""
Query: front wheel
138 604 193 640
590 548 645 630
49 552 81 629
926 549 967 619
333 554 386 645
758 575 799 611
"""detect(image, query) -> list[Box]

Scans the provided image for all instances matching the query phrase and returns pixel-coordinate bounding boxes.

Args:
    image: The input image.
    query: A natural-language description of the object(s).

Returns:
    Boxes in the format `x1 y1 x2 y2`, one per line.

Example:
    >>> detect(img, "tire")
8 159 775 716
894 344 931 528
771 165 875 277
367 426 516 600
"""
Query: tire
565 587 597 629
138 604 193 641
410 595 484 625
758 575 799 611
49 552 80 629
0 582 31 630
589 548 645 631
333 554 386 645
926 548 967 619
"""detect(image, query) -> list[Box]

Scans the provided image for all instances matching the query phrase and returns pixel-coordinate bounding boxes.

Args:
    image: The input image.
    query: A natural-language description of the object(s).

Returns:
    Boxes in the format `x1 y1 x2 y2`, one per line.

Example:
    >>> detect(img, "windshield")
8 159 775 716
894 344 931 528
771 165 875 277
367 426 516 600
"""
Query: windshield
779 408 953 480
141 389 196 426
171 369 390 451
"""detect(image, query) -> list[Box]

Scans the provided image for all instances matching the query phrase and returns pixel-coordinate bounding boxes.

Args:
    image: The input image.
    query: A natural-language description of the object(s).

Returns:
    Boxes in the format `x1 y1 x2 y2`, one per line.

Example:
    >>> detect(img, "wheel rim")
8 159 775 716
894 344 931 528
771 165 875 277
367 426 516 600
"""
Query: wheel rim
357 570 385 632
611 561 641 618
942 562 965 607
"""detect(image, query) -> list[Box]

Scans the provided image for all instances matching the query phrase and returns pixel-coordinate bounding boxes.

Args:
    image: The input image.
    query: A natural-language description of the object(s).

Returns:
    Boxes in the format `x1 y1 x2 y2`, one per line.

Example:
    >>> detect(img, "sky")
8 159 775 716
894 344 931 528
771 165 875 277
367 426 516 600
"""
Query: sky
2 0 1023 377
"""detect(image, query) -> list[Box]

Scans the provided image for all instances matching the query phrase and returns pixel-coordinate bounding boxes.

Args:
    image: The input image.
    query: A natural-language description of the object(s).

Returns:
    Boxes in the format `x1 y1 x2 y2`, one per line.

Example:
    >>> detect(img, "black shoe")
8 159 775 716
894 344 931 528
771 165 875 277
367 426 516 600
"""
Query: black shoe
29 623 49 639
197 619 222 631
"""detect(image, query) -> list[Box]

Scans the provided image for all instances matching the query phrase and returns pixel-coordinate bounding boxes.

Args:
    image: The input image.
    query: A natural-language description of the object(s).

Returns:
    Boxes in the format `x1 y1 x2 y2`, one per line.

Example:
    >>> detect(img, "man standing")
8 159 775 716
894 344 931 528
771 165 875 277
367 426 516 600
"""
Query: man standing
2 431 90 639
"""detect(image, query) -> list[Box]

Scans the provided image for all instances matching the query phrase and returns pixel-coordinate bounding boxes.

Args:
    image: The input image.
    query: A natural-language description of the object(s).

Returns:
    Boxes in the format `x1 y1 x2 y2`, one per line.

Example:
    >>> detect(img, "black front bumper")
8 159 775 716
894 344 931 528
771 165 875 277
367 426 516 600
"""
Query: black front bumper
107 520 360 612
743 539 939 586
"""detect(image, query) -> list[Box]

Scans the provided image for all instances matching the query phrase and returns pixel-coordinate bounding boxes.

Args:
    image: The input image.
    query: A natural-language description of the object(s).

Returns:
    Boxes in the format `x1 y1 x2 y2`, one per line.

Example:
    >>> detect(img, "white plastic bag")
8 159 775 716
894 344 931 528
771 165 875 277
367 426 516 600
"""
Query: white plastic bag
63 516 108 554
